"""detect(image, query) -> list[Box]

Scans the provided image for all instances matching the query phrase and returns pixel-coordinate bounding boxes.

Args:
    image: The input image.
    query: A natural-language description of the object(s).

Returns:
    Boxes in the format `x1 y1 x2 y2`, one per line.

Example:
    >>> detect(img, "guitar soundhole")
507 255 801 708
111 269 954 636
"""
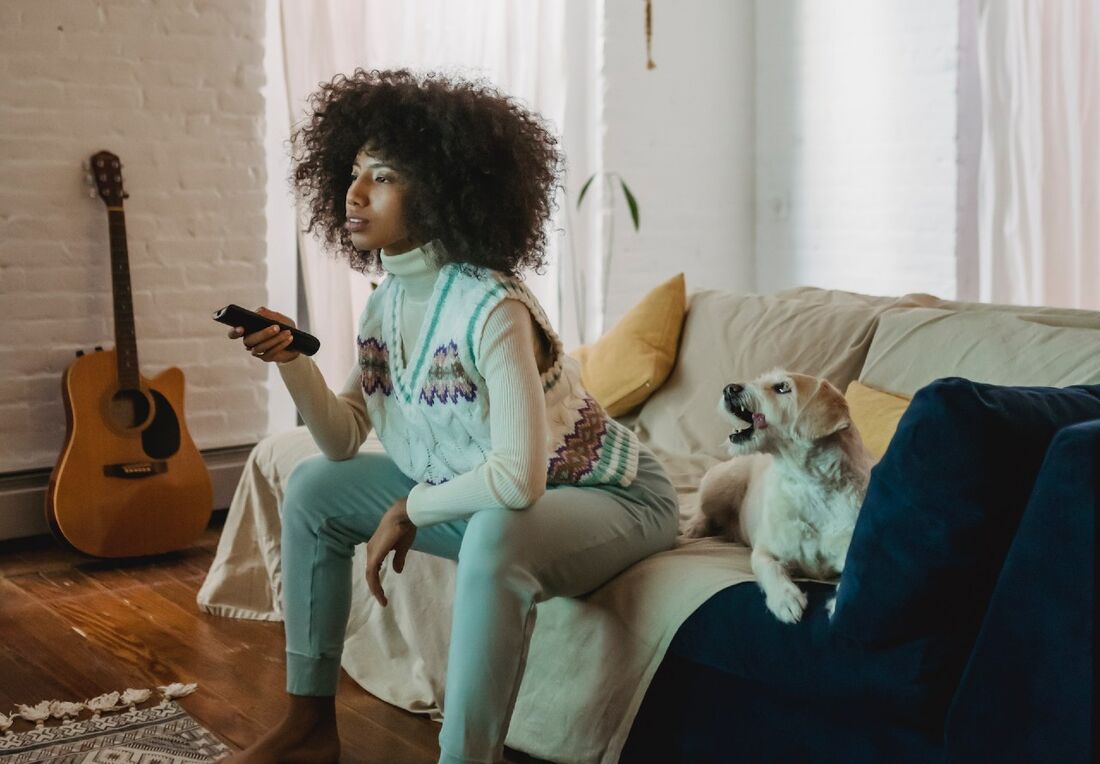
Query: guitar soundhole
109 388 151 429
144 390 182 459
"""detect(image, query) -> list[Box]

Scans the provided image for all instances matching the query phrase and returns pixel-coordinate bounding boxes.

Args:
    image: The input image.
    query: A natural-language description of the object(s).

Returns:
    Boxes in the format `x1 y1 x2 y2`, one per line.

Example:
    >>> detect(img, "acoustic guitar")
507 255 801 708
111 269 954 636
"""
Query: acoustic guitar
46 150 213 557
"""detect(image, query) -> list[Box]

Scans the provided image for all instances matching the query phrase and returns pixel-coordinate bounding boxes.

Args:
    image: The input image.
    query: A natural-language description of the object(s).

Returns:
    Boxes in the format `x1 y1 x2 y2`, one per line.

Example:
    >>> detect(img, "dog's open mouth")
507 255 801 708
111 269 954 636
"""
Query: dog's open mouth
727 402 756 444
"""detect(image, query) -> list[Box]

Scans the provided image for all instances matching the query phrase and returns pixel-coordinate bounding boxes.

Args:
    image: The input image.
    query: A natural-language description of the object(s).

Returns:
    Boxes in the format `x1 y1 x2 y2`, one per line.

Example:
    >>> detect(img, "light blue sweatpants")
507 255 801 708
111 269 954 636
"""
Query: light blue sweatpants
280 444 679 764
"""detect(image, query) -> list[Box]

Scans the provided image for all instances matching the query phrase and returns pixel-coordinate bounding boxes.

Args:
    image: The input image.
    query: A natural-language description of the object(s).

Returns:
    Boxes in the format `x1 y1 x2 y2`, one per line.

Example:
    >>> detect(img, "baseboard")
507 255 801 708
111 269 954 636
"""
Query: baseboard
0 445 254 542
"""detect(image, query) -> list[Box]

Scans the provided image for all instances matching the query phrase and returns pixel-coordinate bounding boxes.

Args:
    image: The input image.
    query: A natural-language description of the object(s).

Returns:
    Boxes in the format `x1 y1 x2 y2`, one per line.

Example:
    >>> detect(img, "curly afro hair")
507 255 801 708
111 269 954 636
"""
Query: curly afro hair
291 68 563 276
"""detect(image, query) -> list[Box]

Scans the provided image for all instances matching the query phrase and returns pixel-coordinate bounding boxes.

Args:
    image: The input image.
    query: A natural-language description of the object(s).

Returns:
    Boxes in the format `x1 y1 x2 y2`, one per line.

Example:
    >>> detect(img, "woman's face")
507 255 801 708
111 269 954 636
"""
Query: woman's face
345 147 419 255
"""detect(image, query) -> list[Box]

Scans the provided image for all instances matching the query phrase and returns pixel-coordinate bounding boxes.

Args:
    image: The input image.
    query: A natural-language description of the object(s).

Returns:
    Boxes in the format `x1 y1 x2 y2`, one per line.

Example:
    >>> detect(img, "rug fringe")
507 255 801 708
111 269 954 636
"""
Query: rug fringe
0 683 197 735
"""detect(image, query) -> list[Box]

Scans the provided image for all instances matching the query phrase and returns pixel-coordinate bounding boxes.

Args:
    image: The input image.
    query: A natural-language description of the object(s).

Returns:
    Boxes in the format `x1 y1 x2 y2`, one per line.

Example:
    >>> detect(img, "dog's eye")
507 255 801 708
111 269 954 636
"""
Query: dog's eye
773 381 792 394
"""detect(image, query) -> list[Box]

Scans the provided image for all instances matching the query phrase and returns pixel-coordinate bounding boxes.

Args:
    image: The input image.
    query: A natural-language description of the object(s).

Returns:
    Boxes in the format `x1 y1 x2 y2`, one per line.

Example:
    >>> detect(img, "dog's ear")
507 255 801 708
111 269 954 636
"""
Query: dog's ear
793 380 852 442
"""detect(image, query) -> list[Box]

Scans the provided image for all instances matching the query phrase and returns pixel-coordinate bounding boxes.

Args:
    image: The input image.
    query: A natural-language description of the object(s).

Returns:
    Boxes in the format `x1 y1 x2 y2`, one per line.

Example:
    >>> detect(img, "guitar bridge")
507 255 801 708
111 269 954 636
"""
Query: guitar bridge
103 461 168 479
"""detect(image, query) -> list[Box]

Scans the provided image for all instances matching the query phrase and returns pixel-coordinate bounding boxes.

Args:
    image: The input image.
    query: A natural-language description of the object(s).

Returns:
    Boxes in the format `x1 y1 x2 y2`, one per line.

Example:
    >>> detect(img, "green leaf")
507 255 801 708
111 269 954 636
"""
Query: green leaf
619 178 640 230
577 173 598 210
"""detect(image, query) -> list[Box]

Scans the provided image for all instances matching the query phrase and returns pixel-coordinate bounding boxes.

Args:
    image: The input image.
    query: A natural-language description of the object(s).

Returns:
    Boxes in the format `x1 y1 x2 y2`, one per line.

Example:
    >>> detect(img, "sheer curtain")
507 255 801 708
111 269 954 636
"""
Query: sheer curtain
276 0 589 387
976 0 1099 309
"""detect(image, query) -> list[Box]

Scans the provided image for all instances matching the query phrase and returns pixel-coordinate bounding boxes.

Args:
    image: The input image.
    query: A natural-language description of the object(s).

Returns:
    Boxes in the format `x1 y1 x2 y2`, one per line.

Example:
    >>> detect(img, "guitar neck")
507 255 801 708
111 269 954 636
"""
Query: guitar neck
107 207 140 390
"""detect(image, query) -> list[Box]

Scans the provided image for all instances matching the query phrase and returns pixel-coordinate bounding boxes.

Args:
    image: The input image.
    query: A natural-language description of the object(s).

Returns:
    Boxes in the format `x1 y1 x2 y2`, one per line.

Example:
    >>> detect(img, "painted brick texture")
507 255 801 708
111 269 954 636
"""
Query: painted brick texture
0 0 268 473
600 0 757 328
755 0 959 298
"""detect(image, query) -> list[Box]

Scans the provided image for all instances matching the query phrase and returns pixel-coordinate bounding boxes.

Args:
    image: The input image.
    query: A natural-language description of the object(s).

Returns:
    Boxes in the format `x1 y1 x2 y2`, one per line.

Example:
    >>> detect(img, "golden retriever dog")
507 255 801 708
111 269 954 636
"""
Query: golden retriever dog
684 370 874 623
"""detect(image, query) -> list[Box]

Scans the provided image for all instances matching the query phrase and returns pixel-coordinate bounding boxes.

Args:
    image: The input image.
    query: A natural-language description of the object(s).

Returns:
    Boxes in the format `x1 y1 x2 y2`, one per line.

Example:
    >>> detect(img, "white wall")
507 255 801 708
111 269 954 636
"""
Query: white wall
754 0 959 299
599 0 961 309
0 0 964 478
600 0 756 327
0 0 269 474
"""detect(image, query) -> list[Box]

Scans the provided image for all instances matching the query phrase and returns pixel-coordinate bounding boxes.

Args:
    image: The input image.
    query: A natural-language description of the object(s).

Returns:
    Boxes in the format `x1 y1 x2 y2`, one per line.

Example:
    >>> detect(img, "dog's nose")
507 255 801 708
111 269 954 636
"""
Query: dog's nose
724 383 743 400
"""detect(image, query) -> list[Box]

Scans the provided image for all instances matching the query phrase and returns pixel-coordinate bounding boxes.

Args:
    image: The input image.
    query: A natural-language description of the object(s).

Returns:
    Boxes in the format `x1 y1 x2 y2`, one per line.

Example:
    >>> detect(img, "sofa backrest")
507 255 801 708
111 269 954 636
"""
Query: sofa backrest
632 288 923 484
635 285 1100 495
860 307 1100 397
781 285 1100 327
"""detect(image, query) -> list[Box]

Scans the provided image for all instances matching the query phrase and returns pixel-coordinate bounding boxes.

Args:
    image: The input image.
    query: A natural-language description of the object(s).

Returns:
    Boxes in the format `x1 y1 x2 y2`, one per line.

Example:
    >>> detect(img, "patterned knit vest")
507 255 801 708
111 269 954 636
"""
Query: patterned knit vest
356 262 640 490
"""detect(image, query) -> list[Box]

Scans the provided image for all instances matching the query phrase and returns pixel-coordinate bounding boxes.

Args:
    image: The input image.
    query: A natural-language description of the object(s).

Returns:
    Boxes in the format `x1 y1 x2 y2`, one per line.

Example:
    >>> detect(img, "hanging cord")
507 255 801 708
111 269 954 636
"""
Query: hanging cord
646 0 656 69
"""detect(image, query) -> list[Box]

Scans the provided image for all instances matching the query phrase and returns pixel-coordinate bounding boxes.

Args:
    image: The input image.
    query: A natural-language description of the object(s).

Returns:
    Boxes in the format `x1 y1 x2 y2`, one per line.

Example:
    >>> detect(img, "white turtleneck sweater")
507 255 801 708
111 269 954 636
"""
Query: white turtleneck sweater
276 244 550 527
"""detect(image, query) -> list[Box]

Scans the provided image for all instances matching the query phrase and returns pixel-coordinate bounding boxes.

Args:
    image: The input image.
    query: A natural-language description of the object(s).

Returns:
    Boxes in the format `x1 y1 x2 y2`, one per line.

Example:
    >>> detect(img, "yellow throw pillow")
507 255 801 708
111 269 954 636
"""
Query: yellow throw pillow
844 380 911 460
570 273 687 417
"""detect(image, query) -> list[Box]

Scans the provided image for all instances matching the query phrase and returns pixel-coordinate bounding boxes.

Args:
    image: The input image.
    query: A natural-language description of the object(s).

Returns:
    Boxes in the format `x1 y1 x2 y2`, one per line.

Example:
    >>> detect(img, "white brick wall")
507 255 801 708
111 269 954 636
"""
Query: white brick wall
598 0 960 320
0 0 268 474
755 0 959 298
600 0 756 326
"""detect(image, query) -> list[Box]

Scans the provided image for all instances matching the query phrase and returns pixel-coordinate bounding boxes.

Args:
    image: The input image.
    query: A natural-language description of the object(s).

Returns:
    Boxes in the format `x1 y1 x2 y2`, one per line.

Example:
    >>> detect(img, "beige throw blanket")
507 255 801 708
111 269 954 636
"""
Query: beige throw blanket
197 427 754 764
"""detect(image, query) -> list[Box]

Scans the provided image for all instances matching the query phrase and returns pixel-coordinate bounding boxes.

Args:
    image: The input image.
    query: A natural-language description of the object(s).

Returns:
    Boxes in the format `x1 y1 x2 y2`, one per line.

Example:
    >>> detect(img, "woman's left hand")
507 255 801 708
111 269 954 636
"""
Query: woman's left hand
365 497 417 607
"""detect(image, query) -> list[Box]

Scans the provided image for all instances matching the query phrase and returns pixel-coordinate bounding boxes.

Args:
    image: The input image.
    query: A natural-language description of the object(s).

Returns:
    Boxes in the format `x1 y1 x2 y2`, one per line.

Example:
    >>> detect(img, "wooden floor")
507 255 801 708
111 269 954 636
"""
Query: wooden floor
0 517 546 763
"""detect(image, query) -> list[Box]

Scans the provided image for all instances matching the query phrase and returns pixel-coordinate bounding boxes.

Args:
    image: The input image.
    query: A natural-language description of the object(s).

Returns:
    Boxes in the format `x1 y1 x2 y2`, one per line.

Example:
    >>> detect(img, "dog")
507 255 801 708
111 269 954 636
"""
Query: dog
684 369 874 623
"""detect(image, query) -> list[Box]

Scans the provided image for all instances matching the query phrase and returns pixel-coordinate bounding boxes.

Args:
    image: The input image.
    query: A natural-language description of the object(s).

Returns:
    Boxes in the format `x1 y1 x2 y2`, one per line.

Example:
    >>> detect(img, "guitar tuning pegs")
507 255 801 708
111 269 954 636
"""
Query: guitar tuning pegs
88 189 98 198
82 159 90 171
122 192 130 199
85 173 94 184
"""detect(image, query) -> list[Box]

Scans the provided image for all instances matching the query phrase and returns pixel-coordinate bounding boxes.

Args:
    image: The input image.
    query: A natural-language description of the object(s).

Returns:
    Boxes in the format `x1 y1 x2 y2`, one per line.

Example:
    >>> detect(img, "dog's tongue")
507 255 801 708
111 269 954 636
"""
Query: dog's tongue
752 412 768 429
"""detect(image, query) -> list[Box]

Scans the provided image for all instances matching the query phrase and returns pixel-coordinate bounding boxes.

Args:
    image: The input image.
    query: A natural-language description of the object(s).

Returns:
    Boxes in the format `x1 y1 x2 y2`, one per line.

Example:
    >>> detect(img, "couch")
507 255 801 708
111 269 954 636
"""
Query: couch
199 284 1100 763
620 285 1099 763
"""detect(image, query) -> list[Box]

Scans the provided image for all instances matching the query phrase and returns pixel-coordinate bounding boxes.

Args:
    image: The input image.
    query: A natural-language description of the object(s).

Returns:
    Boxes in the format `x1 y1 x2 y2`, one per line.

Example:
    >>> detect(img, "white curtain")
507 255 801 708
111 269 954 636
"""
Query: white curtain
277 0 591 386
977 0 1100 309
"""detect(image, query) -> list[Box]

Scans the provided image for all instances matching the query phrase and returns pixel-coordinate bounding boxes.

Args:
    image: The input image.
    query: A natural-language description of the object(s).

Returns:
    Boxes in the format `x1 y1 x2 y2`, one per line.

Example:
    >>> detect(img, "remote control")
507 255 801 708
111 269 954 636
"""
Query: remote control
212 304 321 356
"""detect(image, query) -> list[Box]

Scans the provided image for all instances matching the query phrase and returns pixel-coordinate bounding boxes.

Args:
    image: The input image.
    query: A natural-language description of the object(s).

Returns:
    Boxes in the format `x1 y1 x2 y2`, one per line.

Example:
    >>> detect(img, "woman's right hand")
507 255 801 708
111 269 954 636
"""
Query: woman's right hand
228 306 301 364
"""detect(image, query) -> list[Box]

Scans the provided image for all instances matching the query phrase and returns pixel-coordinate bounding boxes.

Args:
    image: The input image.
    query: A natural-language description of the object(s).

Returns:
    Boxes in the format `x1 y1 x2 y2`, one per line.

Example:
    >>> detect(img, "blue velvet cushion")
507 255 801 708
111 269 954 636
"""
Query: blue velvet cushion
831 378 1100 683
667 581 940 725
627 645 943 764
945 419 1099 762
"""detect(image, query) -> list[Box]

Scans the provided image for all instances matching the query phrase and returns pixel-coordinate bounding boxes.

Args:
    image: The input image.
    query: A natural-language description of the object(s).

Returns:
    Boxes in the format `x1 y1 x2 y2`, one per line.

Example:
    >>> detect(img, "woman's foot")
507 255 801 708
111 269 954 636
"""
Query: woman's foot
222 695 340 764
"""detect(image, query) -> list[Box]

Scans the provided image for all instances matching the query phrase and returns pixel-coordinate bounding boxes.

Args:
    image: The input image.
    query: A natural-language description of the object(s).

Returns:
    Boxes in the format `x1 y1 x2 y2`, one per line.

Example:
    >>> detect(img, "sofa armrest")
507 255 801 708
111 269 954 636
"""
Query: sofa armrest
946 419 1099 763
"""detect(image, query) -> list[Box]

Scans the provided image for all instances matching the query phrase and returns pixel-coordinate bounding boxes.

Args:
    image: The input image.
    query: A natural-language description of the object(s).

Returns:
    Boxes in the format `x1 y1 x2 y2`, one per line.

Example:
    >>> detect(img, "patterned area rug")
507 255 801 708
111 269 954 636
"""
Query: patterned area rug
0 701 231 763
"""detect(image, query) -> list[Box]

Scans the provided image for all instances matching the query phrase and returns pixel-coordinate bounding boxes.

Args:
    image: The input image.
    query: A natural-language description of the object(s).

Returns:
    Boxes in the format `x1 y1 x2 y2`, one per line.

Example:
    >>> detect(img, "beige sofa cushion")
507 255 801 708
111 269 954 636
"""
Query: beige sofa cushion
914 294 1100 328
860 307 1100 397
776 285 935 309
633 290 920 484
785 285 1100 328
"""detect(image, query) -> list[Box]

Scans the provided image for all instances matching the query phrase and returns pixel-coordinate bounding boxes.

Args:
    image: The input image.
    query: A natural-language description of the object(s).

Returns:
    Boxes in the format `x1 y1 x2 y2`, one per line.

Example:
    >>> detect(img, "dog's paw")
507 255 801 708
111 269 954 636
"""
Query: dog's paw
825 596 836 618
681 512 712 539
765 580 808 624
